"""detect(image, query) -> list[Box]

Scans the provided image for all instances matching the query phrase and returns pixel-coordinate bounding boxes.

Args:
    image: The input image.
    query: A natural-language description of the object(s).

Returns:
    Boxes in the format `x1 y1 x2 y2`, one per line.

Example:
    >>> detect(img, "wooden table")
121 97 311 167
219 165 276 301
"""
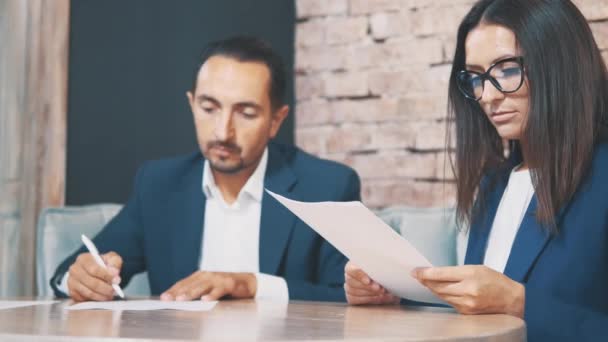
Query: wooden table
0 298 525 341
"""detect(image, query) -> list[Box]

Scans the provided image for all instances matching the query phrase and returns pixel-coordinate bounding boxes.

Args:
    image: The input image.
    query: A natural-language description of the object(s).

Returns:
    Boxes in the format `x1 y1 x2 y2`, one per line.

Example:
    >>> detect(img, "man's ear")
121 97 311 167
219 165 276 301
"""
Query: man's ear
269 105 289 138
186 91 194 108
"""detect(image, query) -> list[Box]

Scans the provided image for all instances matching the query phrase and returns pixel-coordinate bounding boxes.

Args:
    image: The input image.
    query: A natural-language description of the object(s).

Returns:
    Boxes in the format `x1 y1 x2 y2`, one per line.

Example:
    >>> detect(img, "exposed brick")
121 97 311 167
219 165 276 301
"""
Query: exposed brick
435 152 456 181
405 0 475 9
296 99 333 127
370 122 416 150
398 92 449 120
344 43 386 70
343 151 438 179
369 12 404 40
296 125 333 155
296 45 349 72
295 97 402 125
405 5 470 37
573 0 608 21
362 179 456 208
349 0 404 15
296 19 326 48
369 69 427 96
413 122 450 151
325 124 373 153
386 38 444 65
323 72 369 98
331 98 400 123
326 16 369 45
369 70 405 96
297 0 348 18
591 22 608 50
370 64 450 97
427 63 452 89
442 35 458 63
345 39 442 70
295 73 325 101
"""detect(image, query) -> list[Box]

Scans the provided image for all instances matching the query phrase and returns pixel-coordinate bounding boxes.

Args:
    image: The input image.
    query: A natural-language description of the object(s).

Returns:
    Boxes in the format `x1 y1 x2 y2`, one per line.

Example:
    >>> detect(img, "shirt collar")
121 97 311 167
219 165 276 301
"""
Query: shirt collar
202 147 268 204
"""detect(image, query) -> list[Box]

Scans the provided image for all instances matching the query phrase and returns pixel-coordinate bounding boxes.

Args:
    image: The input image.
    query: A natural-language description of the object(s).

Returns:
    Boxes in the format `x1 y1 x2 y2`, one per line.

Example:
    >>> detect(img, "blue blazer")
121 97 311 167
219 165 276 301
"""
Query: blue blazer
465 143 608 341
51 143 360 302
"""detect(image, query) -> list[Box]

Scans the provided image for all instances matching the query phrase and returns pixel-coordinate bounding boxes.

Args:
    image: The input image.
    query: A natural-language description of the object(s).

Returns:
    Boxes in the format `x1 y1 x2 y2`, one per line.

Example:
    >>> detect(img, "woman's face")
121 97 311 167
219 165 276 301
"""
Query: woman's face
464 24 529 140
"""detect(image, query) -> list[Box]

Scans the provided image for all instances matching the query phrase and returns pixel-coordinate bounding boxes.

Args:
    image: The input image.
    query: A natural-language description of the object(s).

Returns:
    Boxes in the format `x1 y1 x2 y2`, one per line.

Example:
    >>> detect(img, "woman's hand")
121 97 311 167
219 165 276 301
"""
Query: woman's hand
344 261 400 305
412 265 525 317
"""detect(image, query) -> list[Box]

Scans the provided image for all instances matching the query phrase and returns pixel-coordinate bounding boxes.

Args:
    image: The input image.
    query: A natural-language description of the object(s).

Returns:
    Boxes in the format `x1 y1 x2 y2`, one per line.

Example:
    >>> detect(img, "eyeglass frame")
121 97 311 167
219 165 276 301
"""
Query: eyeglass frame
456 56 525 101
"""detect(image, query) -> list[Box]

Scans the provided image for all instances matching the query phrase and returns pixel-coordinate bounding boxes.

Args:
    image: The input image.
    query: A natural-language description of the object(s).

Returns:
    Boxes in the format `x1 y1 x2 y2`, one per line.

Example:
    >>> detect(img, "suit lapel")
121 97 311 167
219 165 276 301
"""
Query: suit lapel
498 142 551 282
465 175 508 265
169 157 206 281
503 196 551 282
258 145 298 275
464 159 553 282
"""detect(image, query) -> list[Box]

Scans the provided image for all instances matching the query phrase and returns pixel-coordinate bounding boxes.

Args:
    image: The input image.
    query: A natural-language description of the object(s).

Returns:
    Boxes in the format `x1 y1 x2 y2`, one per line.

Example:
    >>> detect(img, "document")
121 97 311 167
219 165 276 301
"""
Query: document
267 190 444 305
0 300 58 310
67 300 218 311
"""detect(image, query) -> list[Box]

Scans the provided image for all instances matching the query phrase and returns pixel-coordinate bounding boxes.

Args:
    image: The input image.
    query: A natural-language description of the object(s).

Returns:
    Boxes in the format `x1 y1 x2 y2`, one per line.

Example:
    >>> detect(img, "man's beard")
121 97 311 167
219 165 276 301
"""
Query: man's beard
206 141 245 174
209 158 245 174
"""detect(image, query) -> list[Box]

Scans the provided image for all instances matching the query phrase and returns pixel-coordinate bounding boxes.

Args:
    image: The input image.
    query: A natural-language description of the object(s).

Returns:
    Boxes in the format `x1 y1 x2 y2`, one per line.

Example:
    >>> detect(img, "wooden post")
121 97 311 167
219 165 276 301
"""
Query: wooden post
0 0 69 296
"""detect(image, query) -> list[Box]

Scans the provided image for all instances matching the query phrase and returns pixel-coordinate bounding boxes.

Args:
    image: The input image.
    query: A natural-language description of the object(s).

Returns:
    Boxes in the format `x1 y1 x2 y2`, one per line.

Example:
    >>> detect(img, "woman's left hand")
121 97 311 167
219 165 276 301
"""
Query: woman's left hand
411 265 525 318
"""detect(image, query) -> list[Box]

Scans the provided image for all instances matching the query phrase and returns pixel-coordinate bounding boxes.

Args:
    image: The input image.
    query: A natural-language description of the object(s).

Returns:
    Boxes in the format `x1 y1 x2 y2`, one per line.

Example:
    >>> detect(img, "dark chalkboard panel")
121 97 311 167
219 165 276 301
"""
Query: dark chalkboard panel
66 0 295 204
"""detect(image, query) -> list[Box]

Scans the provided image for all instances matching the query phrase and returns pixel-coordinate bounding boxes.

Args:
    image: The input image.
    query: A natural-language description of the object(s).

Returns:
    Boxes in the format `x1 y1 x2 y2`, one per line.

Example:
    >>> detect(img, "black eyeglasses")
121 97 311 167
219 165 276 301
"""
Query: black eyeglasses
456 56 525 101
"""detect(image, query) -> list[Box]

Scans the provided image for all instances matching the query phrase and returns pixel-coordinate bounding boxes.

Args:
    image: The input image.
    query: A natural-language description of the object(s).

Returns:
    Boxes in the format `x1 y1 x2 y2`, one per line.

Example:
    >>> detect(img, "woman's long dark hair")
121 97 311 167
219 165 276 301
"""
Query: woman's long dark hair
447 0 608 231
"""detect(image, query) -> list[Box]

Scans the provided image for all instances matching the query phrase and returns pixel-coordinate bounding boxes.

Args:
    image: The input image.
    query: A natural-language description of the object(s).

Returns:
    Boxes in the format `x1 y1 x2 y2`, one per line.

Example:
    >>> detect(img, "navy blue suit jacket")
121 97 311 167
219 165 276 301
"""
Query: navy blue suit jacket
51 143 360 302
466 143 608 341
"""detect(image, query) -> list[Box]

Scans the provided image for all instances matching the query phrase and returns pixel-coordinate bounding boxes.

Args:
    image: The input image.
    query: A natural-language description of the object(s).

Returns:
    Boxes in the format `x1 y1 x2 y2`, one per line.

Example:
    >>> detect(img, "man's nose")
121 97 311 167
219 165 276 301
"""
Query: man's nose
213 111 235 141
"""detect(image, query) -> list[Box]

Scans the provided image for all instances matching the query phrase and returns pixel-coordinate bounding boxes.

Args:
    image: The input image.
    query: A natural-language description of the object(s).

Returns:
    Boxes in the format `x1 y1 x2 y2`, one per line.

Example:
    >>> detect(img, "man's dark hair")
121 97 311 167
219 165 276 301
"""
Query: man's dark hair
447 0 608 232
191 36 287 110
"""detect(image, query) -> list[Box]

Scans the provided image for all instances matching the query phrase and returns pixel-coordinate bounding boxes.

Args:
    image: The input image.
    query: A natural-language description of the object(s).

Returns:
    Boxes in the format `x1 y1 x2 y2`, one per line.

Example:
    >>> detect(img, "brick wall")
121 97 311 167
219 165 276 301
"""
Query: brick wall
294 0 608 209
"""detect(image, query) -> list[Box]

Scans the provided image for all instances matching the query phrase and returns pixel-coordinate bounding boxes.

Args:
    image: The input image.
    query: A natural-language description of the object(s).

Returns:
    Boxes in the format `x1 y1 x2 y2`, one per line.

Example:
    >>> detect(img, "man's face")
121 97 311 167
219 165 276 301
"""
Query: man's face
187 56 288 174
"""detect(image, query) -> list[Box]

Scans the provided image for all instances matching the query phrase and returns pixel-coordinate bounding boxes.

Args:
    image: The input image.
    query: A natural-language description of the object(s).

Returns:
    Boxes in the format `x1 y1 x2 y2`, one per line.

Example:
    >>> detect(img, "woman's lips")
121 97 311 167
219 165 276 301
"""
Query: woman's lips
491 111 517 123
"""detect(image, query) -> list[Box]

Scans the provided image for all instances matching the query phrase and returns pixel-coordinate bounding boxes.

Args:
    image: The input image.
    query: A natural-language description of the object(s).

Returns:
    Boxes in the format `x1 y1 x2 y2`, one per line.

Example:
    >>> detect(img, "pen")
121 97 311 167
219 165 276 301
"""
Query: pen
80 234 125 299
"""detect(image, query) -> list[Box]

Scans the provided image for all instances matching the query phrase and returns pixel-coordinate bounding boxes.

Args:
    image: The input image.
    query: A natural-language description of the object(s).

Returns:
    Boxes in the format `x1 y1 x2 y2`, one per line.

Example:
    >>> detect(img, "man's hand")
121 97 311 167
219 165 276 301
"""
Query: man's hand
412 265 525 317
344 261 400 305
160 271 257 301
67 252 123 302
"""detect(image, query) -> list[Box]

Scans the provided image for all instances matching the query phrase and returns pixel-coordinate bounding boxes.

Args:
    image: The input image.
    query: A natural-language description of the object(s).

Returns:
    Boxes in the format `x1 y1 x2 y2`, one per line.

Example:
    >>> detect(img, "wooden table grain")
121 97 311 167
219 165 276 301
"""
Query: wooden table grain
0 298 525 341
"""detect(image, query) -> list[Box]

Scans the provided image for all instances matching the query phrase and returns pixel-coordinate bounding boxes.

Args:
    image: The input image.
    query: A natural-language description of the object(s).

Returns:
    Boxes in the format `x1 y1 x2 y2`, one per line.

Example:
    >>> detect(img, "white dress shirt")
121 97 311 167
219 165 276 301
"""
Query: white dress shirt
200 148 288 300
59 148 288 301
483 167 535 273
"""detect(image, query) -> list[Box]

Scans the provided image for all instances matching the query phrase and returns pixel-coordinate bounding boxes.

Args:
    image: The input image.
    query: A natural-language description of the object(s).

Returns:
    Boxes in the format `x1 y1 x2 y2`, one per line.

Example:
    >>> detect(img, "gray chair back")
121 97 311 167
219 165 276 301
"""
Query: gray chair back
375 206 467 266
36 204 150 297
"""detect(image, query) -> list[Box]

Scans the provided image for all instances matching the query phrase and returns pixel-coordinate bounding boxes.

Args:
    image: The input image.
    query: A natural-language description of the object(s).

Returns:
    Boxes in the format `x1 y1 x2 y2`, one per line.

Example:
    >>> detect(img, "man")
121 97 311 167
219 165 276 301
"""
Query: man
51 36 360 302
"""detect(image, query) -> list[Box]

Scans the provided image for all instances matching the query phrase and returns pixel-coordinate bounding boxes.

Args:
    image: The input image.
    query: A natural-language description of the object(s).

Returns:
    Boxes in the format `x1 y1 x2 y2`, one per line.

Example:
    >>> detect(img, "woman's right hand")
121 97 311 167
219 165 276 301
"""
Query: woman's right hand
344 261 400 305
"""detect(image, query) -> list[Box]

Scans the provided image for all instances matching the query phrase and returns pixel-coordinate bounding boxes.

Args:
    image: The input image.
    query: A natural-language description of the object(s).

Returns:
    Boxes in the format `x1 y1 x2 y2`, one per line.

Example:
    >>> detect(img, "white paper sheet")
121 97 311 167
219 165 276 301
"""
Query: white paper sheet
66 300 218 311
0 300 58 310
267 190 445 305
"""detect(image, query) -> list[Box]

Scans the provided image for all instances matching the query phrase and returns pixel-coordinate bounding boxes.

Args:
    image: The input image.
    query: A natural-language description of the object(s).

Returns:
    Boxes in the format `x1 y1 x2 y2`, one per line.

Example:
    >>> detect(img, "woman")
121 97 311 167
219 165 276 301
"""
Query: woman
344 0 608 340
